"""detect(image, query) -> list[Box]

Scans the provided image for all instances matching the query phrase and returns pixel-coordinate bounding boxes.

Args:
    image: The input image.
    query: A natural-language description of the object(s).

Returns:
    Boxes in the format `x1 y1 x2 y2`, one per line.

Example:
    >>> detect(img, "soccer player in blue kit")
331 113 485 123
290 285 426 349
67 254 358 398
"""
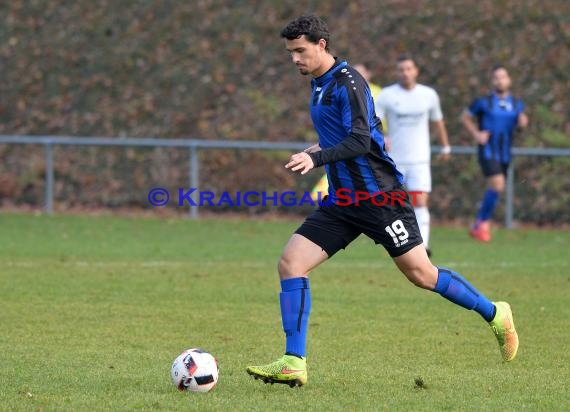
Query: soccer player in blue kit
246 15 519 387
462 66 528 242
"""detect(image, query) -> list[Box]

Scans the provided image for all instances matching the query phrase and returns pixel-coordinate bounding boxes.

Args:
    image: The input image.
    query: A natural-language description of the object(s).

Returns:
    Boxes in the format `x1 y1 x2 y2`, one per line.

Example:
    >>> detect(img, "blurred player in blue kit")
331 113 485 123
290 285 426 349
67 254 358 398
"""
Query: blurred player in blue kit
462 66 528 242
246 15 519 387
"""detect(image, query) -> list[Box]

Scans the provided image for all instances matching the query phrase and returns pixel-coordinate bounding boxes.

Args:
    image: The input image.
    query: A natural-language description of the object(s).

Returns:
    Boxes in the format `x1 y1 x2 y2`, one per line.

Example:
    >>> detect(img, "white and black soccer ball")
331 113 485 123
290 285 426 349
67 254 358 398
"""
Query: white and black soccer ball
171 348 219 393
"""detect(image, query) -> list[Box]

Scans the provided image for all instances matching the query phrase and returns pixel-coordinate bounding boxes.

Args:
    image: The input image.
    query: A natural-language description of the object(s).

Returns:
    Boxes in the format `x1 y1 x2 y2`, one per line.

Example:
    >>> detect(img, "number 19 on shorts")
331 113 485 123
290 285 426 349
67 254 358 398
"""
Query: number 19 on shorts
385 219 409 247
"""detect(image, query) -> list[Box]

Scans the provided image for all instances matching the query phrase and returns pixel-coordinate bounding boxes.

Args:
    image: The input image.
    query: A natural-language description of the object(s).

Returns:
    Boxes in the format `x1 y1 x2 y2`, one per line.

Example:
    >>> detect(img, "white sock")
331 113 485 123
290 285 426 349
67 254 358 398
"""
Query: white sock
414 206 430 248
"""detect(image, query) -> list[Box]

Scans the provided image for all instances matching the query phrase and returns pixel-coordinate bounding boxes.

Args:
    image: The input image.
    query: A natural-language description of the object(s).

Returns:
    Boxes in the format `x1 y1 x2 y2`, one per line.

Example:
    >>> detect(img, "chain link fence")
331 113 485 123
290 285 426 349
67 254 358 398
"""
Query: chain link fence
1 136 569 226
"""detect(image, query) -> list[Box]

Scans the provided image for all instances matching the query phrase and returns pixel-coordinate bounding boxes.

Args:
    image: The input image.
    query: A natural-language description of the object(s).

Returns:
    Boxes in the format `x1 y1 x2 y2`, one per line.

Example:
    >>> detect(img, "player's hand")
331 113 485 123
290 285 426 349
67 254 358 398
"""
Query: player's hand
303 144 321 154
384 136 392 152
437 150 451 162
285 152 315 175
517 113 529 129
475 131 490 145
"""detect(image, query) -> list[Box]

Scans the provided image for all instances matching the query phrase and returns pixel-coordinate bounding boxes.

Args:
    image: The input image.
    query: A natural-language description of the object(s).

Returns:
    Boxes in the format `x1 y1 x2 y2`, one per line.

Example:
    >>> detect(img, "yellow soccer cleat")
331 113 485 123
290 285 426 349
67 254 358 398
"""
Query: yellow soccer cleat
489 301 519 362
246 355 307 387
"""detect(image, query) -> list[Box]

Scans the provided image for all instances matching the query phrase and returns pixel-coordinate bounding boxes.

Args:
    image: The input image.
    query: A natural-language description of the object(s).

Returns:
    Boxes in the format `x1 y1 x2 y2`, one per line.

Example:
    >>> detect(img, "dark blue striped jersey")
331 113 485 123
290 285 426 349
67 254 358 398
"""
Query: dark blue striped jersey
310 60 403 202
468 93 524 163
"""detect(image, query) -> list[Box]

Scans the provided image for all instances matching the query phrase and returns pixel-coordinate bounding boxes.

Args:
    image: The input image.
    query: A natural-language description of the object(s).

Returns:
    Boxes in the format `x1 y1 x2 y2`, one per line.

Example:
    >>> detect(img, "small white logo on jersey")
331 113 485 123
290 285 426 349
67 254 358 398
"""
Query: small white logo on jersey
499 99 513 111
341 68 347 73
316 87 322 92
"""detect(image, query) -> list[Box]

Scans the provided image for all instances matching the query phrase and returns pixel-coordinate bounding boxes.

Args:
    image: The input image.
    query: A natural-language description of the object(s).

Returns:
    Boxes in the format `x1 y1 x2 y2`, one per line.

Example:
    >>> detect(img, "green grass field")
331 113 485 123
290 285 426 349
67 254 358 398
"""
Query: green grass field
1 213 569 411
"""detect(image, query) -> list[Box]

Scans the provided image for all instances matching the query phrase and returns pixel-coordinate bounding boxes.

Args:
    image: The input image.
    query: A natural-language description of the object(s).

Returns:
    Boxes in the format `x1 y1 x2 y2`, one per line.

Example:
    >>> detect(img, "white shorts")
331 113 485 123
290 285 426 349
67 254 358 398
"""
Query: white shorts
397 163 431 193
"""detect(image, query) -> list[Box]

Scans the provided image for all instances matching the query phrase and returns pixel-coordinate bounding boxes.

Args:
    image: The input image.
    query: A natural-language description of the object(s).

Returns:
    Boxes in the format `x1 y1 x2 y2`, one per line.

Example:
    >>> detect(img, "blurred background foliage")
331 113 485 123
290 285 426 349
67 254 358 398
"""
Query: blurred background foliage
0 0 569 223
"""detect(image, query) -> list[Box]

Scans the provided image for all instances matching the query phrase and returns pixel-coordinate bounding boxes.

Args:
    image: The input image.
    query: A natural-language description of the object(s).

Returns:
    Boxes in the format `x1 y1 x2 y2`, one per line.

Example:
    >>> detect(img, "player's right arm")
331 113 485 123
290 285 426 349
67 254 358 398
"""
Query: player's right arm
303 143 321 154
307 78 372 168
307 132 370 167
461 98 489 145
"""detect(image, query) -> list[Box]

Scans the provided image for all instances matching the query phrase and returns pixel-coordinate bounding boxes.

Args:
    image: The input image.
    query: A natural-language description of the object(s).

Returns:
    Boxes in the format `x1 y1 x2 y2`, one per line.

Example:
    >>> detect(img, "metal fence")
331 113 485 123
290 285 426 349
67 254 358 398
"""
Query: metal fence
1 135 569 227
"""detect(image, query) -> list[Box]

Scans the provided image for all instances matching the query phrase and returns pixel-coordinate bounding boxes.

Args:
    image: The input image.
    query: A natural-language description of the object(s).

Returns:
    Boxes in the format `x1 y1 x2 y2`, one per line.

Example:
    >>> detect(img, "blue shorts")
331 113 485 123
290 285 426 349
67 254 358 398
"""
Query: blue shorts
478 149 509 177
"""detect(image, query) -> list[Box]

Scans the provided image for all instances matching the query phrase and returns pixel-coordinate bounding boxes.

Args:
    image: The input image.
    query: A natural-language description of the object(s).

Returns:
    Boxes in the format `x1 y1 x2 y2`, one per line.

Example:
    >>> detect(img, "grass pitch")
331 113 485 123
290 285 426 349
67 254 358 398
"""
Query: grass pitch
1 213 569 411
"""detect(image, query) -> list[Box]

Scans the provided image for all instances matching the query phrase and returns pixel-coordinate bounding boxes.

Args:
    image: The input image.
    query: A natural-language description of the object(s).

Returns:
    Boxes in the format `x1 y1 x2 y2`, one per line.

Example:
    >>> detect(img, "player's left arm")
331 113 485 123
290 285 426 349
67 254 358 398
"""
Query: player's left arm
430 91 451 160
517 100 528 129
431 120 450 161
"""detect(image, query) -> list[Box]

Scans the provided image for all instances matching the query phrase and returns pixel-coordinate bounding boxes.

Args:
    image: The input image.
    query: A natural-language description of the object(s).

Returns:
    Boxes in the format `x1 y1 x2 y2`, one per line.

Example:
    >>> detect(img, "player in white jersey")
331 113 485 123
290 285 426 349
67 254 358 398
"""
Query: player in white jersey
375 54 450 256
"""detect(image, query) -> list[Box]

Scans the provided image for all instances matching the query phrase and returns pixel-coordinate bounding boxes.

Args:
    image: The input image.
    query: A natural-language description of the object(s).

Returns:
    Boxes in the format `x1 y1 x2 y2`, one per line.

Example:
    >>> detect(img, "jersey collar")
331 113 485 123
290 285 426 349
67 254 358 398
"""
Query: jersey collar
312 59 347 87
492 91 512 100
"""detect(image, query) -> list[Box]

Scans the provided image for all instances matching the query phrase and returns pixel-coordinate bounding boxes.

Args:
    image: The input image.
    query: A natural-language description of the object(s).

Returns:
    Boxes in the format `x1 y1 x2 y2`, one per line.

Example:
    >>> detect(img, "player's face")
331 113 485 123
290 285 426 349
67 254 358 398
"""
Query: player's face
285 36 328 77
396 59 419 89
492 68 511 93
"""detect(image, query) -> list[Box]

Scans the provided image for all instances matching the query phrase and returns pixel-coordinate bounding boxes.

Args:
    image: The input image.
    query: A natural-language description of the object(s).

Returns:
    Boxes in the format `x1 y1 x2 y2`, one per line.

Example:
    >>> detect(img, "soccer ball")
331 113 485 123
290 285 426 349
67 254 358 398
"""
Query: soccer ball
171 348 219 393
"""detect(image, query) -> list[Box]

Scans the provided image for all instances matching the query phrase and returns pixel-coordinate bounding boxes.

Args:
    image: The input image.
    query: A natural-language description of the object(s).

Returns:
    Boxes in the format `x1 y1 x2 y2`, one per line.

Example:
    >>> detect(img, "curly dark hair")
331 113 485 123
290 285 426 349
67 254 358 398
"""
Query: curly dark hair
280 15 330 51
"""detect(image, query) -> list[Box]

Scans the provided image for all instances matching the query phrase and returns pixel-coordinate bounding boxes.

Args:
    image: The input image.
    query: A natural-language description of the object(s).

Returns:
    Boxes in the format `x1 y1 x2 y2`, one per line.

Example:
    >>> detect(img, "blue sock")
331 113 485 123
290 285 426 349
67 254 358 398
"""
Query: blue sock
476 189 499 221
280 277 311 358
433 268 496 322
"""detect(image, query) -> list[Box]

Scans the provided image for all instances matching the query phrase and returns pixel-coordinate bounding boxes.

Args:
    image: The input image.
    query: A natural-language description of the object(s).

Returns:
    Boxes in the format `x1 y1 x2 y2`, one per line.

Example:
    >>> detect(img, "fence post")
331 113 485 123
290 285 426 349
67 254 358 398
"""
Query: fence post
45 141 54 214
505 163 514 229
189 145 199 219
